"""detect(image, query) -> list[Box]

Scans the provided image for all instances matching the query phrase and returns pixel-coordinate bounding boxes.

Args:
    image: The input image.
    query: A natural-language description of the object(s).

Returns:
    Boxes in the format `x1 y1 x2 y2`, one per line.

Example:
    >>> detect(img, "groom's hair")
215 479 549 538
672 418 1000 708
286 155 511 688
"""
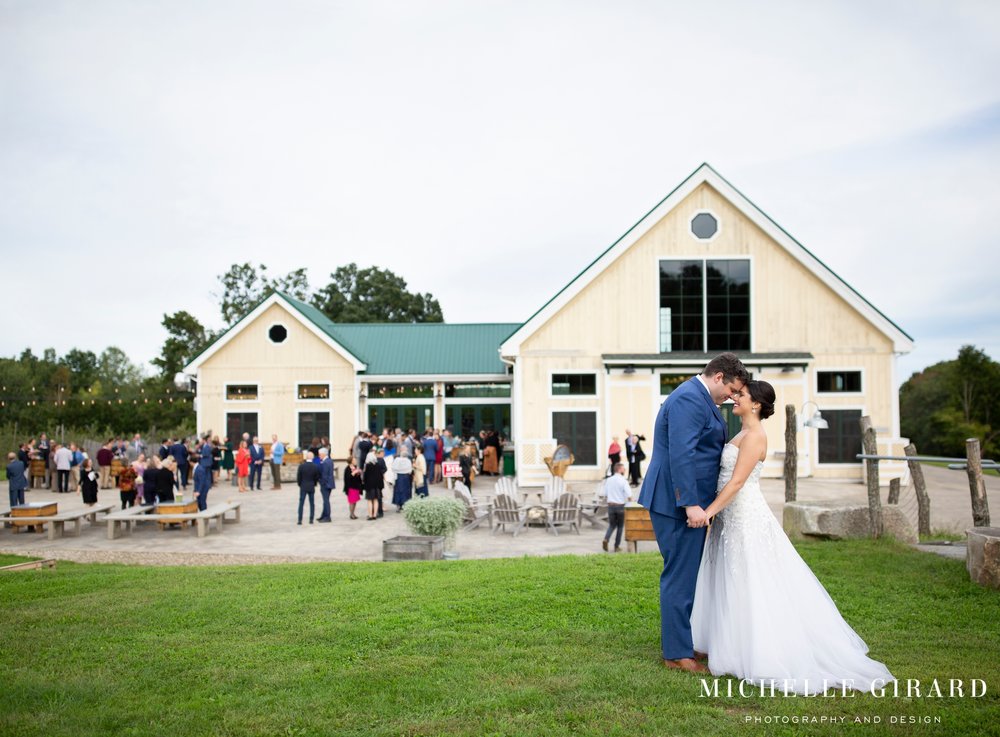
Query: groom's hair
702 353 750 384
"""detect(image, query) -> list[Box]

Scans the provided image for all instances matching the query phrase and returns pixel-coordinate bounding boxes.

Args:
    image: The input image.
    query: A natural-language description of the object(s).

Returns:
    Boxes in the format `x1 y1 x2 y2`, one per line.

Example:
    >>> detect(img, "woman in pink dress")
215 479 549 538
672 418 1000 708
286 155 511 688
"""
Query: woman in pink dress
343 461 363 519
235 441 251 493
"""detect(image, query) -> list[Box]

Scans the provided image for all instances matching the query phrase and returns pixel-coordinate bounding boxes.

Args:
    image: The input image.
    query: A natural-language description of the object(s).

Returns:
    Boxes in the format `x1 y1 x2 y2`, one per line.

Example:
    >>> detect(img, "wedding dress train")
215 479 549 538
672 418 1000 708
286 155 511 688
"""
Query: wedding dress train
691 444 894 694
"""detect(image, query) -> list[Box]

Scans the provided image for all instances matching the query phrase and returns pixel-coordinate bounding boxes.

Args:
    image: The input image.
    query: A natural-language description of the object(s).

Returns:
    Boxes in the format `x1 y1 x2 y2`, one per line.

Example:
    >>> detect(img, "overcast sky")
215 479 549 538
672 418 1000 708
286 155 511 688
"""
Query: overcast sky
2 0 998 385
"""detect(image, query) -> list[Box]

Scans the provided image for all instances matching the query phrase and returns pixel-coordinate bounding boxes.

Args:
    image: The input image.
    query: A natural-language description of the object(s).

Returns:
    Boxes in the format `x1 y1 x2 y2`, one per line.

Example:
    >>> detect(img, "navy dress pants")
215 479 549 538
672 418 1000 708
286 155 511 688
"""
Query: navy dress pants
649 509 708 660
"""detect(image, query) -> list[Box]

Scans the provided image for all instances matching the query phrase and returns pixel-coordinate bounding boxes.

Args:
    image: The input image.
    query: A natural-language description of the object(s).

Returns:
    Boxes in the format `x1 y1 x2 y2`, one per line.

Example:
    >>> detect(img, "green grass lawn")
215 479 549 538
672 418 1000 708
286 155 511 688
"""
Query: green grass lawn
1 541 997 737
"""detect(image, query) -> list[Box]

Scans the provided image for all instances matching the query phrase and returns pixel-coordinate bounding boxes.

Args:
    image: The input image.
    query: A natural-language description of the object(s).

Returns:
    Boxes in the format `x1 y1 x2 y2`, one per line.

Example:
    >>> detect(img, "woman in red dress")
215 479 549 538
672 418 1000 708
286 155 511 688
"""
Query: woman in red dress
235 440 251 493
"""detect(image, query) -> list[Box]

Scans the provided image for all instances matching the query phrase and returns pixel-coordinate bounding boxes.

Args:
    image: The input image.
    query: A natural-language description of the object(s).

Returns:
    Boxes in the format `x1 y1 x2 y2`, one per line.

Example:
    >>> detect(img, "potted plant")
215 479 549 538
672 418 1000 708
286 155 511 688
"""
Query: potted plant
395 496 466 560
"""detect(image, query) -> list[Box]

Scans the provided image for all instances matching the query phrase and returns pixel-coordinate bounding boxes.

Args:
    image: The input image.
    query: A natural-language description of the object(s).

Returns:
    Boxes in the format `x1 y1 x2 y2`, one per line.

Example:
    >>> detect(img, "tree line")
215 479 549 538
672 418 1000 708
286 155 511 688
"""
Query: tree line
1 263 443 439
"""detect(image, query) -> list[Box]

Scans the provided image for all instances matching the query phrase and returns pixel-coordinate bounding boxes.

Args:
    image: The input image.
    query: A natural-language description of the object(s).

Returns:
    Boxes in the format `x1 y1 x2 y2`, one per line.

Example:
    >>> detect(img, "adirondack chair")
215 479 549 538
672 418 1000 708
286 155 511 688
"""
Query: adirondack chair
580 480 610 528
491 492 527 536
453 483 492 531
494 477 518 500
541 476 565 505
548 492 581 535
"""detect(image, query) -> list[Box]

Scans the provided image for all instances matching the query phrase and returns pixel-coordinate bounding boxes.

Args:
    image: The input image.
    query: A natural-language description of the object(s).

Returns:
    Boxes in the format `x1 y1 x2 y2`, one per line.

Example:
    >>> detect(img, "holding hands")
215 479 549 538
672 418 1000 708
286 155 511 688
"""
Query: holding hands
685 505 709 528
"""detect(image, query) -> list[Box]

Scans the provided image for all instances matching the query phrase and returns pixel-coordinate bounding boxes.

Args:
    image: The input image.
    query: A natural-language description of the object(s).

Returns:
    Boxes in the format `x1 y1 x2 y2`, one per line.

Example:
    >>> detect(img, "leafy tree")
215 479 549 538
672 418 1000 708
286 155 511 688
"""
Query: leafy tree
97 347 144 387
216 263 310 324
900 345 1000 460
63 349 99 389
312 264 444 323
151 311 214 379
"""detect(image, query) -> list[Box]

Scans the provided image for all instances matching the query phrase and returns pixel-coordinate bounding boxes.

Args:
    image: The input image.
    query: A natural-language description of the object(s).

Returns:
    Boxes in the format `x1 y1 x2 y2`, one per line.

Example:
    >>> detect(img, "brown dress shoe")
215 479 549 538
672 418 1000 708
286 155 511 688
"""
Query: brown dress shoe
663 658 709 673
694 650 708 662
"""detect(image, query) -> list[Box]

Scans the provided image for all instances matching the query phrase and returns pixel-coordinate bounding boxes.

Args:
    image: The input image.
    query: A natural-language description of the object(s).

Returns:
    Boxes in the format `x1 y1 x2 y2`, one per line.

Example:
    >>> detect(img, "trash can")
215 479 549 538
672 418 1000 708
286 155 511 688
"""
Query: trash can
503 446 515 476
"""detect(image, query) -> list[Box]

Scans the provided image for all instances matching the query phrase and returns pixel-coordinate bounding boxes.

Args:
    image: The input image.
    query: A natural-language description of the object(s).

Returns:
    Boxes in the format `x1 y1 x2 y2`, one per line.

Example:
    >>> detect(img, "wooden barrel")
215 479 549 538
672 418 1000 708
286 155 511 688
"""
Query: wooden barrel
29 459 46 478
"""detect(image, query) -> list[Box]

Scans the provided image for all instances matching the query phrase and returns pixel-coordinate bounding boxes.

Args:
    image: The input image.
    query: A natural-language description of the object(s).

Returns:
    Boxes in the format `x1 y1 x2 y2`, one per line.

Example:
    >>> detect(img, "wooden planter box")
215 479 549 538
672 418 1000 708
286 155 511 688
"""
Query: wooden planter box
383 535 445 561
624 504 656 553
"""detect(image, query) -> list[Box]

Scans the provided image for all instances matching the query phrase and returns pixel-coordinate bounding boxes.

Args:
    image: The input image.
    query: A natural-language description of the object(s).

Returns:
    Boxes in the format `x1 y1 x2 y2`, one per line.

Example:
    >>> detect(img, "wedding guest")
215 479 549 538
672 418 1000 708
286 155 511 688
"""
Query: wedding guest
389 452 412 511
54 442 73 493
118 462 138 509
317 447 335 523
433 430 444 483
413 450 428 498
69 442 83 492
219 436 234 482
193 436 213 512
37 433 51 487
79 458 99 506
270 434 284 489
296 450 320 525
343 460 363 520
158 439 170 461
602 463 632 553
422 430 438 485
607 436 622 477
6 452 27 508
235 440 251 493
132 454 147 503
169 437 190 490
249 436 265 490
211 435 223 485
364 450 388 519
96 440 114 489
142 456 161 506
158 456 177 502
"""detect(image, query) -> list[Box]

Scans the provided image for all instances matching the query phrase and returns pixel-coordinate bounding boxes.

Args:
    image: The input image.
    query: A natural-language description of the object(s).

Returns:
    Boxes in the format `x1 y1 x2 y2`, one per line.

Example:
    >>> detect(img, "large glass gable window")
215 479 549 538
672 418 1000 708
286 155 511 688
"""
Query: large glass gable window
659 259 750 352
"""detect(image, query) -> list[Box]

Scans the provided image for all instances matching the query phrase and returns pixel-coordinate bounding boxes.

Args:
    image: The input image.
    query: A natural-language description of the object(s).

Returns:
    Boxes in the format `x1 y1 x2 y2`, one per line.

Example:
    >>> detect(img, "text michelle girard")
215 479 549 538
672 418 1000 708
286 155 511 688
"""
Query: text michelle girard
699 678 988 698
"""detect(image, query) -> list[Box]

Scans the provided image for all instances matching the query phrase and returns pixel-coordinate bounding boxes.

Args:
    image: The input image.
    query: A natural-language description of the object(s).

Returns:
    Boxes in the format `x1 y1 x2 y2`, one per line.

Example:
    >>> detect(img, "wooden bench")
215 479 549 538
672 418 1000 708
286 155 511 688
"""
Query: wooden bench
105 505 157 539
107 502 242 539
0 503 117 540
153 502 242 538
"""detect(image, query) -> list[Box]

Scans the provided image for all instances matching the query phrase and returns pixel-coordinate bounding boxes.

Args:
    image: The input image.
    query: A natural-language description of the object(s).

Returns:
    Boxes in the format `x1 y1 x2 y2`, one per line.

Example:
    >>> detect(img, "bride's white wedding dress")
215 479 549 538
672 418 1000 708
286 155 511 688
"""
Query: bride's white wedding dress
691 443 894 694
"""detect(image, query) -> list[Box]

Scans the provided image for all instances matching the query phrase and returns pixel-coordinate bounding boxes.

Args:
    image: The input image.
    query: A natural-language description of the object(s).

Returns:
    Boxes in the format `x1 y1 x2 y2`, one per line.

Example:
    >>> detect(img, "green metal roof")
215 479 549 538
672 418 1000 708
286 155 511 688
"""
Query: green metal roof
280 293 518 375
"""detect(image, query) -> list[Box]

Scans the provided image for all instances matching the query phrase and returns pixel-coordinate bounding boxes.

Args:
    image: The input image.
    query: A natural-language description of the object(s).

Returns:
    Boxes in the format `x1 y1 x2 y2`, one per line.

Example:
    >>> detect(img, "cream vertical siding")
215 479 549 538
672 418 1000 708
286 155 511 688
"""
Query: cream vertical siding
197 303 357 458
516 182 904 483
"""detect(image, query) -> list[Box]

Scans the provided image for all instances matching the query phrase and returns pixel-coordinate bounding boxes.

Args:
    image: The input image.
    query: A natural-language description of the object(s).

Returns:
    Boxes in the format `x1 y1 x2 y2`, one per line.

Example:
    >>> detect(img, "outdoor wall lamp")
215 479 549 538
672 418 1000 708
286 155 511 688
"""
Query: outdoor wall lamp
800 401 829 429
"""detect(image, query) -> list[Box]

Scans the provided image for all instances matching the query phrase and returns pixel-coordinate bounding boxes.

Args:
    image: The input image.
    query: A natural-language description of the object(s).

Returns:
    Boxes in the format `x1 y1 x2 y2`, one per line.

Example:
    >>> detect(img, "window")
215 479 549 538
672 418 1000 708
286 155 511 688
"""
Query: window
691 212 718 240
367 383 434 399
225 384 258 401
817 409 863 464
226 412 258 441
551 373 597 396
660 375 688 395
298 412 330 449
817 371 862 393
659 259 750 352
268 324 287 343
445 383 511 398
297 384 330 400
552 412 597 465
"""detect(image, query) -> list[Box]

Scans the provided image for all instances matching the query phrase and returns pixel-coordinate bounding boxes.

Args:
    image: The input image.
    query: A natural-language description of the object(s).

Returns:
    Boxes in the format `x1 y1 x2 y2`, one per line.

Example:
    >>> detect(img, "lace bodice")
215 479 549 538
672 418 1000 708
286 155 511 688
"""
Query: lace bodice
708 443 775 573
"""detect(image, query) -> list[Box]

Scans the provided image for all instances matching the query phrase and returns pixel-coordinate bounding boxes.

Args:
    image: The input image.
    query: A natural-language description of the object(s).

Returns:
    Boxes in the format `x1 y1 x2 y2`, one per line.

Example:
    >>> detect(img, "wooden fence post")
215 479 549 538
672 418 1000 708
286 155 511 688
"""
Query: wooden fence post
784 404 797 502
860 416 882 538
904 443 931 538
888 478 900 505
966 438 992 528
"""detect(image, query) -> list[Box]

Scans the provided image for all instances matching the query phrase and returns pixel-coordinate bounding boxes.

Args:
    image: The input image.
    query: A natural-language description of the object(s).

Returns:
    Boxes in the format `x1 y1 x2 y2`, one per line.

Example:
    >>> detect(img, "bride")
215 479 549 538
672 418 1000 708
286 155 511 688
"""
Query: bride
690 380 894 694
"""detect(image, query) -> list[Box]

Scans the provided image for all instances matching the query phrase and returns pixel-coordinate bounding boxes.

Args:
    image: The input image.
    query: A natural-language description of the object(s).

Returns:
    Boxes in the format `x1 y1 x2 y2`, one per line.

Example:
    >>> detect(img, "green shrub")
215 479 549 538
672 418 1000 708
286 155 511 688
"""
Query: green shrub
402 496 465 537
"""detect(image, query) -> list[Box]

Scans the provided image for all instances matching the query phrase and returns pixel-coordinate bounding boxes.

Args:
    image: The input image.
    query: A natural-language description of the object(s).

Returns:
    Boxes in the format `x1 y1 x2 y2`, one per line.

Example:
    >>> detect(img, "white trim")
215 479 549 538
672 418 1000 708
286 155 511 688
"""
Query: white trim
500 164 913 357
814 367 865 397
183 293 366 373
267 322 289 346
547 369 600 400
295 408 332 449
512 358 522 445
690 208 721 243
294 381 332 401
223 381 261 404
891 355 902 440
361 373 510 383
550 406 600 468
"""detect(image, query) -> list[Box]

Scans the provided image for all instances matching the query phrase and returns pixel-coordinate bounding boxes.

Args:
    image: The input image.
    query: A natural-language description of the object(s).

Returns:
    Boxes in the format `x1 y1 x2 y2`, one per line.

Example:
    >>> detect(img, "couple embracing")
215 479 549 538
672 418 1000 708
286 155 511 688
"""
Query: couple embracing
638 353 894 694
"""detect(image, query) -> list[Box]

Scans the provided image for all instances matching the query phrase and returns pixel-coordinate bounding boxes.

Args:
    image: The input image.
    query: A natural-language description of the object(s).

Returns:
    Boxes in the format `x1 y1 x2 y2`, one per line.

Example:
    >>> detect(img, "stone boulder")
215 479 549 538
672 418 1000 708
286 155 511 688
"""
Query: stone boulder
966 527 1000 589
783 501 918 544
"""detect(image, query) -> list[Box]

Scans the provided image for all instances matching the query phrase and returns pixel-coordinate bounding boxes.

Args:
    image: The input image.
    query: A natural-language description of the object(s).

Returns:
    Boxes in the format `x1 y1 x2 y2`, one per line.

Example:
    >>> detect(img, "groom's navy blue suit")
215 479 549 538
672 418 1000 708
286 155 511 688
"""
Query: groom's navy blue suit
638 376 727 660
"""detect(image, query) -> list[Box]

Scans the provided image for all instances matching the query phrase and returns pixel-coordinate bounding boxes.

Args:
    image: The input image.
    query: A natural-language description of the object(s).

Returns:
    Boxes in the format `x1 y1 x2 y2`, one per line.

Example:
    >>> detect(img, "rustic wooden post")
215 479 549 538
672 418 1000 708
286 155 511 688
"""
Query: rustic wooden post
860 416 882 538
904 443 930 538
966 438 992 528
888 478 900 505
784 404 797 502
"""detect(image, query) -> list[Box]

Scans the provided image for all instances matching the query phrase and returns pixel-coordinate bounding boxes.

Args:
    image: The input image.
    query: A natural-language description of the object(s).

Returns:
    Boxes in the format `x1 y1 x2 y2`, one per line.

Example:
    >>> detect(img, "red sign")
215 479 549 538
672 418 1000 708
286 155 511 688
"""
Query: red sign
442 461 462 478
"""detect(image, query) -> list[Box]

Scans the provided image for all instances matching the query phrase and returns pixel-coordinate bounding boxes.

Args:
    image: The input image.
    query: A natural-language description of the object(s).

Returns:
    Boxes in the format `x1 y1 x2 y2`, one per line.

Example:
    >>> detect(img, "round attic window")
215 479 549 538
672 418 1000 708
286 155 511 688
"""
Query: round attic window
268 324 288 344
691 212 719 240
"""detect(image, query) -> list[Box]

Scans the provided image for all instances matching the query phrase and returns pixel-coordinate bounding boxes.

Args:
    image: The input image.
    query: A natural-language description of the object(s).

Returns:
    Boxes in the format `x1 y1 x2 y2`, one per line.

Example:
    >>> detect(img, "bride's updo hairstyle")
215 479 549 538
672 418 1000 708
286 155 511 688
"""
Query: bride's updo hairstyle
746 380 776 420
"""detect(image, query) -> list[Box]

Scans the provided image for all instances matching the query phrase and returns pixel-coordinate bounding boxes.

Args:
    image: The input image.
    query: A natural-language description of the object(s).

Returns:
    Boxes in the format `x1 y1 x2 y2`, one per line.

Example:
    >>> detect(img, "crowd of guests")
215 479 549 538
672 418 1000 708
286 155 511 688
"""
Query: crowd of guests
607 428 646 486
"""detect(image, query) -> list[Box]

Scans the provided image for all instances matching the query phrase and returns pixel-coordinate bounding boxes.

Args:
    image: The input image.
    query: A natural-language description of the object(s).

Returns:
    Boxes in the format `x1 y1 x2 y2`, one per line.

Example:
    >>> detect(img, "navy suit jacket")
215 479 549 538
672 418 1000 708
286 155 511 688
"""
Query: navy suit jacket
249 444 265 463
320 457 336 491
169 443 189 466
638 377 728 519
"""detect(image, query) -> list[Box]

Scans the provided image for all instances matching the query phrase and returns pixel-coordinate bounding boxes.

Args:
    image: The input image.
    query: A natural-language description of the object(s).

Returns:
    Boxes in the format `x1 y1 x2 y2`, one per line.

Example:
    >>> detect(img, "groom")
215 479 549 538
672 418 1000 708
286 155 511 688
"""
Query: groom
638 353 749 672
